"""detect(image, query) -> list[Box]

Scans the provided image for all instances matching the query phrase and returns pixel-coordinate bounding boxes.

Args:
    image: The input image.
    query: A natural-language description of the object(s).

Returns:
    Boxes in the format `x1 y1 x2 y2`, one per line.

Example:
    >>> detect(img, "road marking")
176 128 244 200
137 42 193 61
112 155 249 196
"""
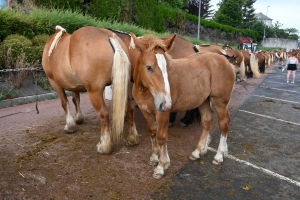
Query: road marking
259 86 300 94
238 110 300 126
208 147 300 187
264 80 290 85
253 94 300 104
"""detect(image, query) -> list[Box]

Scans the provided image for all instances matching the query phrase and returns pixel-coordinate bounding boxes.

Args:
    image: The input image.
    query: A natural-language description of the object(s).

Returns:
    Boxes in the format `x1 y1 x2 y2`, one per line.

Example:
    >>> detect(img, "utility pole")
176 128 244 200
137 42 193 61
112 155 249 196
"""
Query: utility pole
197 0 201 40
263 6 270 40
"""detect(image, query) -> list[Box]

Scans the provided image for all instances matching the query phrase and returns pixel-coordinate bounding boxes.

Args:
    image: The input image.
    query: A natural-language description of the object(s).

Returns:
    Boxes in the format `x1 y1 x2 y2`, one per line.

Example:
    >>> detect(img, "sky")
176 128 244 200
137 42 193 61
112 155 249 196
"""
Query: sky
209 0 300 33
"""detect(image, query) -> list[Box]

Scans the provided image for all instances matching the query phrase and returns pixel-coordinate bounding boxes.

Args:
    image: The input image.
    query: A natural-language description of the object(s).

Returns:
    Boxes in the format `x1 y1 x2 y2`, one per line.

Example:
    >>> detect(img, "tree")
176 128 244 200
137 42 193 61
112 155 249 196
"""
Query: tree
188 0 215 19
159 0 189 11
213 0 244 28
241 0 256 29
285 28 299 36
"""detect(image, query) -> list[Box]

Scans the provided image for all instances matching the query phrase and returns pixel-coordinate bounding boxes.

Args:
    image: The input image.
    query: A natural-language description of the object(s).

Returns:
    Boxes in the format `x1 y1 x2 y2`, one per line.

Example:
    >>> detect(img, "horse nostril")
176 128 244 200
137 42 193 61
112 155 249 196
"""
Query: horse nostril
159 103 164 110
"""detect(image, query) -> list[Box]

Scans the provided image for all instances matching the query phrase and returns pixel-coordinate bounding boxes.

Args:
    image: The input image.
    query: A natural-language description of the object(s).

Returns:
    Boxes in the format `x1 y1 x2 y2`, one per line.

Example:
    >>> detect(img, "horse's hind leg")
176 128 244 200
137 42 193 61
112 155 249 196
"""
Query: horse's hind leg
190 97 213 160
126 89 139 145
87 90 112 154
49 79 76 133
210 96 231 165
72 92 84 124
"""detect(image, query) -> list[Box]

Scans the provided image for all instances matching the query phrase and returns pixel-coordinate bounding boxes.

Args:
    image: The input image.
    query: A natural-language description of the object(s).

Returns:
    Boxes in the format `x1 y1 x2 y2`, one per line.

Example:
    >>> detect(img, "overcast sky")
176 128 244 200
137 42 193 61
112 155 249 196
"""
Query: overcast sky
209 0 300 34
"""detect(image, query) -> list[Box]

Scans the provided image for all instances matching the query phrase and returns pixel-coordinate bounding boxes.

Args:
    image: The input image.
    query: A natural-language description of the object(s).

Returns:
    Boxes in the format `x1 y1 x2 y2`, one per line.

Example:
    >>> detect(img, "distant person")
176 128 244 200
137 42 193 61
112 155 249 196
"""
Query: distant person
0 0 11 9
282 53 299 83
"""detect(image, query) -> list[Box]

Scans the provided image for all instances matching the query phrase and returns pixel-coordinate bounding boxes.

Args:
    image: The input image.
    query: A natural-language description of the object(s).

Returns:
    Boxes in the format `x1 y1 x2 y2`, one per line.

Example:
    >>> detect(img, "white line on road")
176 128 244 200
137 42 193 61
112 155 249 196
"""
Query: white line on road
253 95 300 104
259 86 300 94
238 110 300 126
208 147 300 187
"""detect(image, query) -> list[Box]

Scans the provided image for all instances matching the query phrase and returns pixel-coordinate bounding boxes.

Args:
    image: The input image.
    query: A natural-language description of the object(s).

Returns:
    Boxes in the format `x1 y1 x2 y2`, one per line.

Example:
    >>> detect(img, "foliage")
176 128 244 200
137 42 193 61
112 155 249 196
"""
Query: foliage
241 0 256 29
36 75 52 91
214 0 244 28
134 0 166 33
159 0 189 11
185 12 259 41
89 0 130 23
188 0 215 19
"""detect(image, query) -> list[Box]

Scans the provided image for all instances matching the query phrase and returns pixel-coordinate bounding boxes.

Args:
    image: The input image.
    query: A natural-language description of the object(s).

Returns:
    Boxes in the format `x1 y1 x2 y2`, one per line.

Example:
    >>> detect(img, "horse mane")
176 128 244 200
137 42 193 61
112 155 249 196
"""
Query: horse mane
106 28 130 36
140 35 167 53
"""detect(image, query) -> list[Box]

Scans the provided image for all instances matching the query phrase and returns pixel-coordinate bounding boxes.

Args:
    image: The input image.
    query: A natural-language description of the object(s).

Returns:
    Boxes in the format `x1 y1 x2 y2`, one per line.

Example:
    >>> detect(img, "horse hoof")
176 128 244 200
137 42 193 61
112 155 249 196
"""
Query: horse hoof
189 155 199 161
153 172 163 179
179 122 188 127
63 129 75 134
212 160 222 165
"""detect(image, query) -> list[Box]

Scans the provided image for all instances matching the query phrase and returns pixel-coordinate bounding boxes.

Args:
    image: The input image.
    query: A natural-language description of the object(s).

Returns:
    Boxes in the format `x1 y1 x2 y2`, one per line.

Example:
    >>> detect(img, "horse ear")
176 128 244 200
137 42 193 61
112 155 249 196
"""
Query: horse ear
163 33 177 51
130 32 145 53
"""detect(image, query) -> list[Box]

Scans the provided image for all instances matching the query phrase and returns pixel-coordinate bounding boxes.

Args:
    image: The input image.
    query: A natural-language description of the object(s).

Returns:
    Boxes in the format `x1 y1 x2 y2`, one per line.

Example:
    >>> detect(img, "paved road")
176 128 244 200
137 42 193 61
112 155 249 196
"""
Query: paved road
1 64 300 199
151 66 300 199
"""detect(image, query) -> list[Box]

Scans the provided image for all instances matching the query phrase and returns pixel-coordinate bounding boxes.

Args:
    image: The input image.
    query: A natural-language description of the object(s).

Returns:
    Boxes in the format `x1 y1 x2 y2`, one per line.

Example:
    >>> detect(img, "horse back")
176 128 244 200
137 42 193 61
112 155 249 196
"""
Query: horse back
168 52 235 111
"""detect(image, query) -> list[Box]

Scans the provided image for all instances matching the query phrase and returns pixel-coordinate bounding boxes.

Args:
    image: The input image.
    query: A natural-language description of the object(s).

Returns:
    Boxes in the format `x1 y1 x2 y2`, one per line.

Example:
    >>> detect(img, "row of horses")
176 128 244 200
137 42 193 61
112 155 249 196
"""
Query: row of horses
41 26 281 179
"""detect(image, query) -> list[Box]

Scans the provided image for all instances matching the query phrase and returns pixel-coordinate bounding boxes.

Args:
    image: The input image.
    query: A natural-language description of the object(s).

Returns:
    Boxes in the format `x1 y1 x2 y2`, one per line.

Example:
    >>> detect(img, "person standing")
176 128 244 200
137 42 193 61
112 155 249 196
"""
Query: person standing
0 0 11 8
282 53 299 83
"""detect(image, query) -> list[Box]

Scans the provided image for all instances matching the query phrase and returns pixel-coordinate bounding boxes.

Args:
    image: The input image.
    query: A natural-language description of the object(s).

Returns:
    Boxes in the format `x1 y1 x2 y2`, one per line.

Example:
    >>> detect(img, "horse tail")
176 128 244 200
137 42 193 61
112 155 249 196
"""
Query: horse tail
259 56 266 73
109 37 131 143
48 25 66 56
239 55 246 80
267 55 271 67
250 53 260 77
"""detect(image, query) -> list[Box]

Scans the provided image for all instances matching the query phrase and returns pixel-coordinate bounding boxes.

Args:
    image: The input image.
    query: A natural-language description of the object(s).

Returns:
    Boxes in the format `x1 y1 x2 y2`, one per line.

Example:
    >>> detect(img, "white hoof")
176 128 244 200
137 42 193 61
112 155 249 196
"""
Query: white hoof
96 140 112 154
153 166 165 179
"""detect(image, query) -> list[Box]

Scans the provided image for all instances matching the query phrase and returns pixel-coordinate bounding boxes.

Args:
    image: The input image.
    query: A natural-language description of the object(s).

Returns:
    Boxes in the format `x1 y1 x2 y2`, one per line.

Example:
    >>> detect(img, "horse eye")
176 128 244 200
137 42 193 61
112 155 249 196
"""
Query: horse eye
146 65 153 72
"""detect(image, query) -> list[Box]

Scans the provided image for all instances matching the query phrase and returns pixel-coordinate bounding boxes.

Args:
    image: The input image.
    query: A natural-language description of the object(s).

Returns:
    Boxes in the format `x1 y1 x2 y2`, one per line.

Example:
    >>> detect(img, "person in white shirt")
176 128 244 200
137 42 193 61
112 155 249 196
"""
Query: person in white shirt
283 53 299 83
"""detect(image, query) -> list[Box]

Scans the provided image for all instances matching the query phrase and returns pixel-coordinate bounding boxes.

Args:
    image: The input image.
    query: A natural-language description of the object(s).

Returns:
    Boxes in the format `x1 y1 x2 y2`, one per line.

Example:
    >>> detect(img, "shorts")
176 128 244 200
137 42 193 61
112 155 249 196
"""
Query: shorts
287 64 297 71
279 58 283 61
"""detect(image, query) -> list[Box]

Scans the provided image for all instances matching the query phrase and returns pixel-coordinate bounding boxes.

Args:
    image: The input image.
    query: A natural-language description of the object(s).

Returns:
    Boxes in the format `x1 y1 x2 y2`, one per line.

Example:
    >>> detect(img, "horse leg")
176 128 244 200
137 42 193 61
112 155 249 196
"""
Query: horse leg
140 110 160 166
169 112 177 127
126 89 139 145
72 92 84 124
210 97 230 165
88 90 112 154
190 97 213 160
153 112 170 179
49 79 76 133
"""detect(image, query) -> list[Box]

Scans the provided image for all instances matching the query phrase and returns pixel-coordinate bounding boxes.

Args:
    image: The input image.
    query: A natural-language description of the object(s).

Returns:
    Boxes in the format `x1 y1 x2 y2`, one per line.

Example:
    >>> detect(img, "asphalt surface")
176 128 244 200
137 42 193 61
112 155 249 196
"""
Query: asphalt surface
151 65 300 199
1 64 300 199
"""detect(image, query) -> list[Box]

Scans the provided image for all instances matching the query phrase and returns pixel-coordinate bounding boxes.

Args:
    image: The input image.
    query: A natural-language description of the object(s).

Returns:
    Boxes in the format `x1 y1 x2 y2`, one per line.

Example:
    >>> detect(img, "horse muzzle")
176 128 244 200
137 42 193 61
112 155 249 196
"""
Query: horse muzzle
154 93 172 112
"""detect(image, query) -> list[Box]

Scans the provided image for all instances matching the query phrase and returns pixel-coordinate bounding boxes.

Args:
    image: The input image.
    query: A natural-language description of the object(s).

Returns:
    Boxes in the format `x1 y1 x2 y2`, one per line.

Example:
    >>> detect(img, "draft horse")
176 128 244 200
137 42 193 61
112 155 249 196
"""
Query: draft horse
130 33 235 179
42 26 139 154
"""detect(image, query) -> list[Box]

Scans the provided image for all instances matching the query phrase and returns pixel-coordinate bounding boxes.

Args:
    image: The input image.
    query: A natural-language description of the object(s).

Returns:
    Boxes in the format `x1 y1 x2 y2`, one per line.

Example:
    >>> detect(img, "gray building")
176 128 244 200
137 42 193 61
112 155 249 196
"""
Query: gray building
255 12 272 27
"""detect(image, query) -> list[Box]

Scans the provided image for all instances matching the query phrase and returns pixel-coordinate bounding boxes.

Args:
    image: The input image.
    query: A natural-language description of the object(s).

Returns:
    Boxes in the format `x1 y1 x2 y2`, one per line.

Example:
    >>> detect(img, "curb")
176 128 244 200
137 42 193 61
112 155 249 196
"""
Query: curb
0 91 71 109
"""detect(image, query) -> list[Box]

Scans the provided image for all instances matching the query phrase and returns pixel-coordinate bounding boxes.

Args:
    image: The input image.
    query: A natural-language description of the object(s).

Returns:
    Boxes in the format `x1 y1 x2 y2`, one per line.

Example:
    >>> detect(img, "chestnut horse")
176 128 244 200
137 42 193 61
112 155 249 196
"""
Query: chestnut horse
130 33 235 179
239 50 260 78
42 26 139 154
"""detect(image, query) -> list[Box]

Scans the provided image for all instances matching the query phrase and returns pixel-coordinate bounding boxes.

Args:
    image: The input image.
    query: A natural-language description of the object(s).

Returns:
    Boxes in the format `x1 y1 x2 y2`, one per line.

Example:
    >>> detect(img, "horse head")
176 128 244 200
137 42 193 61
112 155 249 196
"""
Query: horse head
130 33 175 112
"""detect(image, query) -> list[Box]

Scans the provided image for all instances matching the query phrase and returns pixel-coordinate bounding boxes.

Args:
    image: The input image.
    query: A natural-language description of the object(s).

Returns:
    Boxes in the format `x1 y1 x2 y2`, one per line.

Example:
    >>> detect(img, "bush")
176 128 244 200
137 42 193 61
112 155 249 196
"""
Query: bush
32 34 49 46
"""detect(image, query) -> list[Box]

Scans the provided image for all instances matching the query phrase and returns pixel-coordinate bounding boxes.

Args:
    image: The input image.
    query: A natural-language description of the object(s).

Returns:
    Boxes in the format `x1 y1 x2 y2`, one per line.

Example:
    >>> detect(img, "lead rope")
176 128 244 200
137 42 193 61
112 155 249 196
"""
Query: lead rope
33 70 39 114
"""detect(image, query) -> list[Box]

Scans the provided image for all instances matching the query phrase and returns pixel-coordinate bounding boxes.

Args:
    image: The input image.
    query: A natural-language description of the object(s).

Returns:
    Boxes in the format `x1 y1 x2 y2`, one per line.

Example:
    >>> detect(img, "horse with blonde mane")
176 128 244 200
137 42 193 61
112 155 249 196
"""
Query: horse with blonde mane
42 26 139 154
130 33 235 179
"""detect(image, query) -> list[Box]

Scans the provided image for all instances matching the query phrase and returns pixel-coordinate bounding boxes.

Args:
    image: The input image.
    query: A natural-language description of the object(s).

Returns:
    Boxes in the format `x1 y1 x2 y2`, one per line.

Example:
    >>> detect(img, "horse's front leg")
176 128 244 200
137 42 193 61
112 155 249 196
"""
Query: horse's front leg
153 112 170 179
140 110 160 166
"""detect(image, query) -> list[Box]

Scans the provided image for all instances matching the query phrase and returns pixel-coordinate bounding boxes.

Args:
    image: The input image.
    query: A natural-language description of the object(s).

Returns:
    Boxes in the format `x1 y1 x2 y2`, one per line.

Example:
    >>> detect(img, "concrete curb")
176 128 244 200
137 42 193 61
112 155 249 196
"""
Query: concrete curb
0 91 71 109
